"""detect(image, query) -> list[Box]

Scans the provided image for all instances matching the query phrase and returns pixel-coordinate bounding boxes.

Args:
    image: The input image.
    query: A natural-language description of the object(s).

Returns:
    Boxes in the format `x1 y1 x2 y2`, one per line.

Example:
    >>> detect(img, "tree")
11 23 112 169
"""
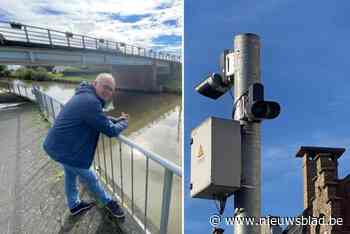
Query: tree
0 65 6 73
0 65 8 77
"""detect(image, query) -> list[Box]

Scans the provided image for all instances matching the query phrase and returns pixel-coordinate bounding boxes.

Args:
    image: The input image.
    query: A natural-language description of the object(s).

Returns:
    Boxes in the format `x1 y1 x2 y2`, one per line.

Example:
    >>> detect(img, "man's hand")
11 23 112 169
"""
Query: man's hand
120 112 129 121
108 113 129 124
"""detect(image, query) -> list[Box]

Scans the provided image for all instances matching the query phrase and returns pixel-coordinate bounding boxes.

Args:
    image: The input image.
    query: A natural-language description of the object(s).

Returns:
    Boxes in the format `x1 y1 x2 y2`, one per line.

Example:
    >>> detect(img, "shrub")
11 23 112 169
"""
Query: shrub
33 67 49 81
0 65 6 73
13 67 51 81
3 70 11 77
14 67 29 80
0 65 11 78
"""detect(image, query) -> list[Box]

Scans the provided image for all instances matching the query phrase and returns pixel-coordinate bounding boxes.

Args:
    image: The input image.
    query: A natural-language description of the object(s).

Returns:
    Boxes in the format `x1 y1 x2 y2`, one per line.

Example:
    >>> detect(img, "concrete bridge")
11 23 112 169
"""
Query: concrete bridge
0 21 182 92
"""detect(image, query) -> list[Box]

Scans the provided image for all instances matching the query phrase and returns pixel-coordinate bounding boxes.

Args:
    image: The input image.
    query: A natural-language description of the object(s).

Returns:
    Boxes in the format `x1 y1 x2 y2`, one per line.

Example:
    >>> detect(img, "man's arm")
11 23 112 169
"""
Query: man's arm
83 99 128 137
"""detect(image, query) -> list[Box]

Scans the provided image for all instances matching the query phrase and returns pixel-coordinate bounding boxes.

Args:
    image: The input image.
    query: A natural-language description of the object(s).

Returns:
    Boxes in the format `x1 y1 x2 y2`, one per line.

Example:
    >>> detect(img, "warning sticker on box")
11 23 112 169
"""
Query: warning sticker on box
197 144 204 159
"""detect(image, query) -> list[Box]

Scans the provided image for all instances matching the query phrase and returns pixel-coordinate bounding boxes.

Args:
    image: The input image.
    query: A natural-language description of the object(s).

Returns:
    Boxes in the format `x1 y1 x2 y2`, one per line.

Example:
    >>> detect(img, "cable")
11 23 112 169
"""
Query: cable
232 89 248 109
231 89 248 120
212 194 228 215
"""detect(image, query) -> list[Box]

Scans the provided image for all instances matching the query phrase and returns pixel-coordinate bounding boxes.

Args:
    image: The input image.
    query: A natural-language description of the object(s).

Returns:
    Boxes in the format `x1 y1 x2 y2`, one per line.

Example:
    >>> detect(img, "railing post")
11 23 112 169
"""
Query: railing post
24 25 30 43
48 29 52 46
38 93 42 111
46 95 50 118
119 141 124 205
144 157 149 232
43 94 49 117
160 170 174 234
66 35 70 47
40 93 45 112
96 139 102 173
37 91 44 113
24 86 28 97
109 138 116 193
101 135 108 184
50 98 55 120
131 148 135 214
82 36 86 49
17 84 21 96
32 87 39 108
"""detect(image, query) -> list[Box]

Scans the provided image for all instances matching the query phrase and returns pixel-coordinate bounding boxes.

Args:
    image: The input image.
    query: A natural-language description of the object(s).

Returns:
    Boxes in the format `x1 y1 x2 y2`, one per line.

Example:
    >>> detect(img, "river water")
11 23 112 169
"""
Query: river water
6 79 182 234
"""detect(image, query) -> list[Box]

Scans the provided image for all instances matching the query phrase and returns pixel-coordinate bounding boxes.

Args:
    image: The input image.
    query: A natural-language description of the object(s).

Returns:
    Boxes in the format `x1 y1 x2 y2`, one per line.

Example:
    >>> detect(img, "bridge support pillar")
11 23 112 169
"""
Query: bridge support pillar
111 62 159 93
169 62 182 81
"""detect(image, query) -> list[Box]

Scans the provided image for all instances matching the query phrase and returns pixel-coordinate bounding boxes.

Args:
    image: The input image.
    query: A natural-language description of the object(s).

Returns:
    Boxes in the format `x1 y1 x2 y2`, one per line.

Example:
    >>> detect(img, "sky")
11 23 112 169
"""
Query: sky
184 0 350 233
0 0 182 55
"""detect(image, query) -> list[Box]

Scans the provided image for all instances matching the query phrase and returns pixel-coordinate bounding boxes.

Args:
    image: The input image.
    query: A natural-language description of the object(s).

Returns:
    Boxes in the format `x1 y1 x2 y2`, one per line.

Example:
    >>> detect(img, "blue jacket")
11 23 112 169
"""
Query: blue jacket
43 82 128 169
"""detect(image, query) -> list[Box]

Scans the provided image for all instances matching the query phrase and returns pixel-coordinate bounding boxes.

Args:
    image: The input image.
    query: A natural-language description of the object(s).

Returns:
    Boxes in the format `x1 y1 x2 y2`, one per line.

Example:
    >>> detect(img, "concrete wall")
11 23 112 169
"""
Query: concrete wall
111 61 181 93
169 62 182 81
112 64 158 92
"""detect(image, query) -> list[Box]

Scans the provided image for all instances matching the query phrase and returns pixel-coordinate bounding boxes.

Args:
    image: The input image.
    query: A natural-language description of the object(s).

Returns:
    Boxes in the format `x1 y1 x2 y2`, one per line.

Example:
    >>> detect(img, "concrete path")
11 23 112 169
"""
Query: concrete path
0 93 142 234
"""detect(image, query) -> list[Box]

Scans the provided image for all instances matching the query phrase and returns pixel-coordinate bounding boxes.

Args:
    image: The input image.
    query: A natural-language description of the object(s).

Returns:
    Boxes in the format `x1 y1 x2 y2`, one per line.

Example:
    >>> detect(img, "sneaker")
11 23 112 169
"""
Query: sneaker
106 200 125 218
70 201 95 216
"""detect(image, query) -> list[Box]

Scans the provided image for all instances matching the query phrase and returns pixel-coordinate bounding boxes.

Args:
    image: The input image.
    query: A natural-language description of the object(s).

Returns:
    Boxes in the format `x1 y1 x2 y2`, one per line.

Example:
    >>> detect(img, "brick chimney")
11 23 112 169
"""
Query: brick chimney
296 146 345 234
313 151 344 234
296 147 345 210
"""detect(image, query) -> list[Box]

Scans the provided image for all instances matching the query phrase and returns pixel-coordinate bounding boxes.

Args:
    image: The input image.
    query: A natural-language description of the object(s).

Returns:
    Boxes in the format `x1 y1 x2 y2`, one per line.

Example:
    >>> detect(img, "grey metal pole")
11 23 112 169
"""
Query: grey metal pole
233 33 261 234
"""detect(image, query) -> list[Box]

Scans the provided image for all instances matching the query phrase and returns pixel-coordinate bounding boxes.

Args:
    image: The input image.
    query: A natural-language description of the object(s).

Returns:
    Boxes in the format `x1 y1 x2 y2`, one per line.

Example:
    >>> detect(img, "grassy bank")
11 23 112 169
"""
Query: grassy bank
48 73 97 83
3 68 97 84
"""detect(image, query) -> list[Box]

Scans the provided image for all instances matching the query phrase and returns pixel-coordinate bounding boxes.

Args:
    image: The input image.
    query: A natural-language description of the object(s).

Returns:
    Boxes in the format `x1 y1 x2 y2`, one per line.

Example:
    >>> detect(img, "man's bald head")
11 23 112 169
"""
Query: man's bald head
95 73 116 86
92 73 116 102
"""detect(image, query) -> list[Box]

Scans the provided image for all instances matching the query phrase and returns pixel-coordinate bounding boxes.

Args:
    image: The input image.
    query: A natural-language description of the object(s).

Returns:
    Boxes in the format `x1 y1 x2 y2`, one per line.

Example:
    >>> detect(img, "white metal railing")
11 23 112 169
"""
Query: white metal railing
0 20 181 63
1 81 181 234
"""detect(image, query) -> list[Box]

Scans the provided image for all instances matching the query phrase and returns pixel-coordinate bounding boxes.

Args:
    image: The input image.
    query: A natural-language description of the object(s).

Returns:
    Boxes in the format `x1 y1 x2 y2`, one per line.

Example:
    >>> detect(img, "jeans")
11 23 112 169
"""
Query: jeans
61 163 112 209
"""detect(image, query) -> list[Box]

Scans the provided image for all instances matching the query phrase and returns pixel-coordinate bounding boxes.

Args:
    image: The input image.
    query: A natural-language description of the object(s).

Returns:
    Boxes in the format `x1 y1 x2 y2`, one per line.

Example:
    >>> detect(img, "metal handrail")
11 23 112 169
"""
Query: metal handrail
2 81 181 234
0 20 181 63
118 135 181 177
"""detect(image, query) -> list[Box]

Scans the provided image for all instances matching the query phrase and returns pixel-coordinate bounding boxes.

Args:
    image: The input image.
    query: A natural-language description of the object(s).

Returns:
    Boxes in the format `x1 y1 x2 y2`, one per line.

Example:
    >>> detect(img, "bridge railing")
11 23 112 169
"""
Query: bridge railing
0 20 181 63
1 81 182 234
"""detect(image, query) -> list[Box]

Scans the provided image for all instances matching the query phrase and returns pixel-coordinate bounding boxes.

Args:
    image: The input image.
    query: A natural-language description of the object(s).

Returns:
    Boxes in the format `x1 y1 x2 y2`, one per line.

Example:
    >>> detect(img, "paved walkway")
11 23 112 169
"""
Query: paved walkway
0 92 141 234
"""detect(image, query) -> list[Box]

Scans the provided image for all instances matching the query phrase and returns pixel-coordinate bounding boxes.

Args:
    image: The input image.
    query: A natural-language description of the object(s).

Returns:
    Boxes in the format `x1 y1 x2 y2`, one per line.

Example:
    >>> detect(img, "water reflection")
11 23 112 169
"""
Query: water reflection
127 107 182 166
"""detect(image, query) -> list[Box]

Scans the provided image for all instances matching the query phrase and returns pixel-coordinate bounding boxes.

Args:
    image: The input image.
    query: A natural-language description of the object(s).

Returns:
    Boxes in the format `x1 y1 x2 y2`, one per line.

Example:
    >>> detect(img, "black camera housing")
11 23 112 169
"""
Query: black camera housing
195 73 233 99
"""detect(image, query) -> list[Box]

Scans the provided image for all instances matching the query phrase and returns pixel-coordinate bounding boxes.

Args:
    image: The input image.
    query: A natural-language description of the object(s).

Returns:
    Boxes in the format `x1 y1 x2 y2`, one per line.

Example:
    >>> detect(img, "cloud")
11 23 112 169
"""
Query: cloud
0 0 182 55
35 6 65 16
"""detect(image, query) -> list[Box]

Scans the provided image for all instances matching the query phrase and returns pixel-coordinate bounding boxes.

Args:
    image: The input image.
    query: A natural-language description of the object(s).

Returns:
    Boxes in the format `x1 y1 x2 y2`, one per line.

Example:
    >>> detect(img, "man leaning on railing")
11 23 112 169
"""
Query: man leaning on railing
43 73 129 218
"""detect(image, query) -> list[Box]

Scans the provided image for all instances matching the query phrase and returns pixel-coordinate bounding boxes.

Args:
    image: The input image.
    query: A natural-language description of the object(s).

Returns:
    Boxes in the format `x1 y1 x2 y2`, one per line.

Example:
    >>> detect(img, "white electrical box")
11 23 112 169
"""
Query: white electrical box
190 116 241 199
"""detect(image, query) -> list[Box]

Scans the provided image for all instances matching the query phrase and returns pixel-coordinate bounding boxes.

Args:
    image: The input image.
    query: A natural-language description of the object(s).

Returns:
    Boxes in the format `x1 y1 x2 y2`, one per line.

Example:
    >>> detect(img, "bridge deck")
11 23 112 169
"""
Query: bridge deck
0 92 143 234
2 39 139 56
0 20 181 64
